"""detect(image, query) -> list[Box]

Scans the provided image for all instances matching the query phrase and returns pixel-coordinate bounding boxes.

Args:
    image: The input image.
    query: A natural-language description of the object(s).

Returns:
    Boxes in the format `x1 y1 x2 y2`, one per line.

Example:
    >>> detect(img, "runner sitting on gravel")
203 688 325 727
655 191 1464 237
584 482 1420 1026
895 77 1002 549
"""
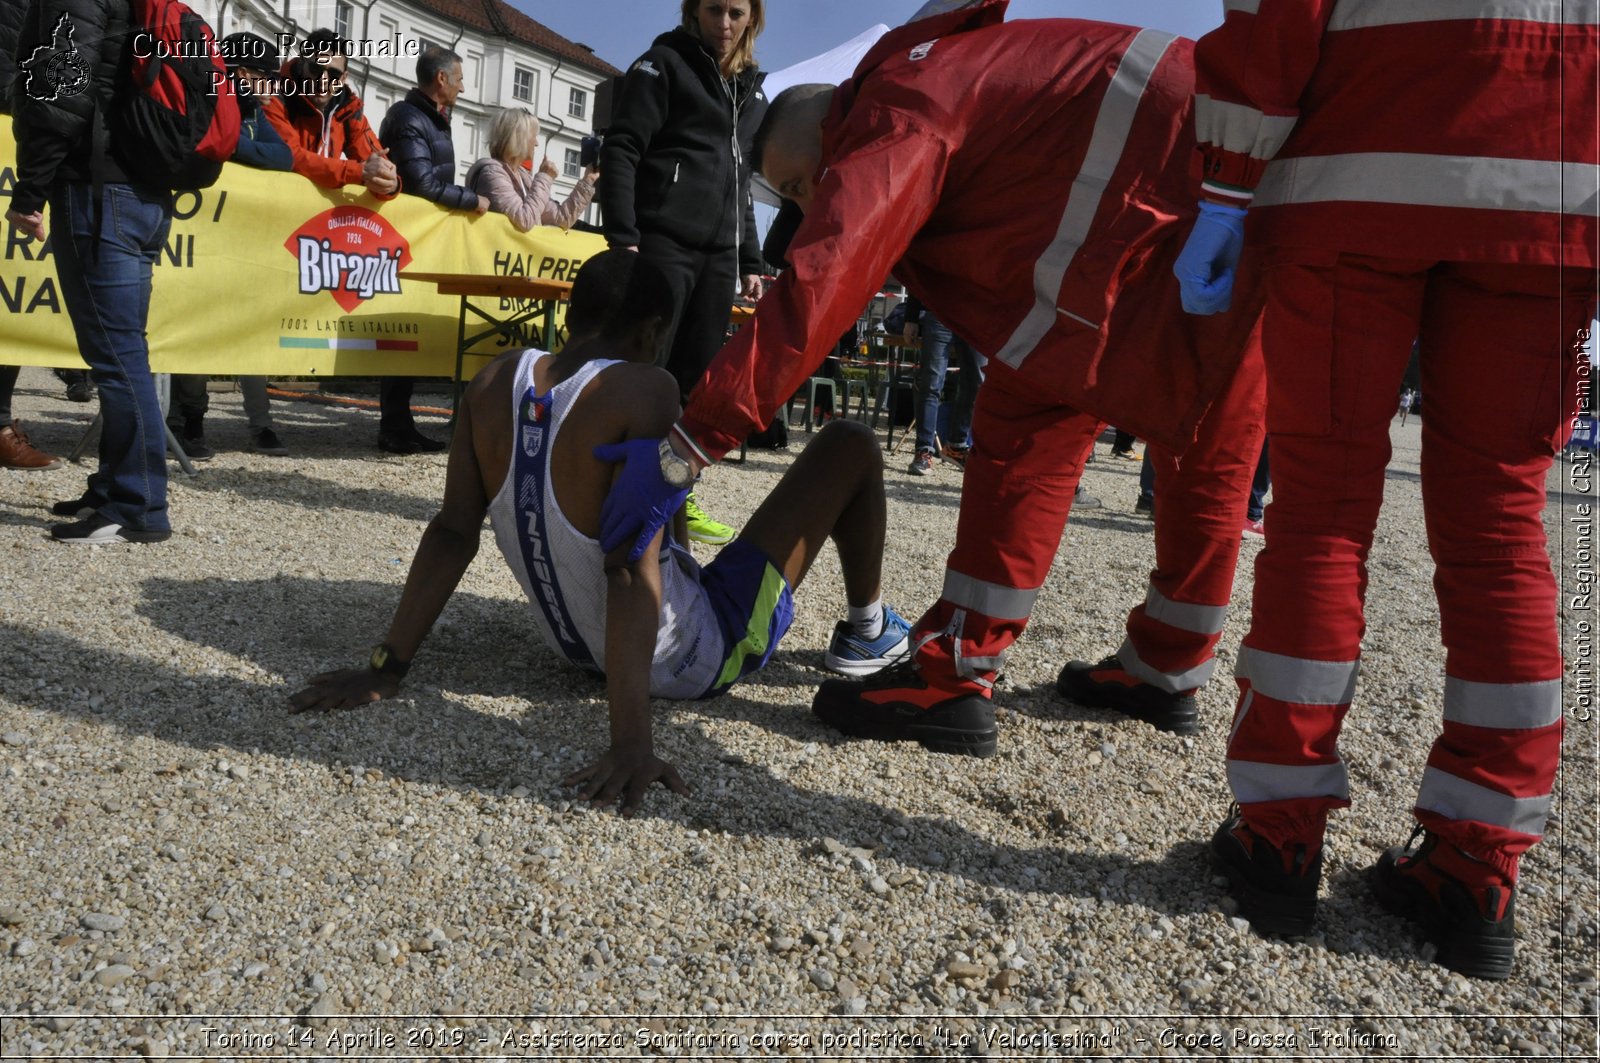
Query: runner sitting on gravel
290 250 912 813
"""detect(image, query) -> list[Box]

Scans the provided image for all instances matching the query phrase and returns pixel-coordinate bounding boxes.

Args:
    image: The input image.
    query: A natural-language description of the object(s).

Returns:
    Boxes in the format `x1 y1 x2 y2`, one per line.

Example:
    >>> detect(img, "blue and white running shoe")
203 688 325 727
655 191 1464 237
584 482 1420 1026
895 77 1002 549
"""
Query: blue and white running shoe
823 604 913 676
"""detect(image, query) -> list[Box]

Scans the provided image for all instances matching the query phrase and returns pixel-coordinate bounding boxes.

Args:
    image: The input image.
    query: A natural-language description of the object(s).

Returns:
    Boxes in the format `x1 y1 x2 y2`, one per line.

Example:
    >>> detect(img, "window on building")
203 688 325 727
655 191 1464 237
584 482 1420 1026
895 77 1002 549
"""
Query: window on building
378 18 398 68
512 66 534 102
334 0 353 39
563 148 581 178
568 86 587 119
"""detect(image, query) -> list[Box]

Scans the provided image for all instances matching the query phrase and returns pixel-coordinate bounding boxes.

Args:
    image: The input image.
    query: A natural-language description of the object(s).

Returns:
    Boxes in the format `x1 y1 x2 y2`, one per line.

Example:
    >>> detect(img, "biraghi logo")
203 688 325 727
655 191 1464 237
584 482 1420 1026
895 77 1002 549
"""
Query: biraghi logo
284 206 412 312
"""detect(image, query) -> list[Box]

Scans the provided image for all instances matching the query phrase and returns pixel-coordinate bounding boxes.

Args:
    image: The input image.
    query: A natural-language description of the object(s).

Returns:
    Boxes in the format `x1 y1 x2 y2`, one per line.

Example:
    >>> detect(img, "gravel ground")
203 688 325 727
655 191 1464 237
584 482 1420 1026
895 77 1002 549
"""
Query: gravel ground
0 368 1596 1060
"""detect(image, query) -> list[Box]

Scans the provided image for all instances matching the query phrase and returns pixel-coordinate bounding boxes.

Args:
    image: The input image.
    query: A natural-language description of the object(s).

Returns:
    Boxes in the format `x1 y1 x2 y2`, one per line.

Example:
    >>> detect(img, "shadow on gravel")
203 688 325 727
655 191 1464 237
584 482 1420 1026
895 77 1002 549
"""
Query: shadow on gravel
136 575 591 704
172 467 440 523
4 590 1359 930
1005 681 1139 729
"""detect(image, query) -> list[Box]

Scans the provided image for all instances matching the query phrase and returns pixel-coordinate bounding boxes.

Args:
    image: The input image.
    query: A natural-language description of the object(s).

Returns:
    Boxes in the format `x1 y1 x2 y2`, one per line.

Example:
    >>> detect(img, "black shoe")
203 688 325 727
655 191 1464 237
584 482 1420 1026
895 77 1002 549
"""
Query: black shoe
252 427 289 456
170 417 213 461
55 369 92 402
1134 494 1154 518
1372 825 1517 980
811 661 997 757
1055 654 1199 734
172 433 213 460
407 427 447 453
377 431 421 455
1209 807 1322 937
50 495 96 519
51 513 171 545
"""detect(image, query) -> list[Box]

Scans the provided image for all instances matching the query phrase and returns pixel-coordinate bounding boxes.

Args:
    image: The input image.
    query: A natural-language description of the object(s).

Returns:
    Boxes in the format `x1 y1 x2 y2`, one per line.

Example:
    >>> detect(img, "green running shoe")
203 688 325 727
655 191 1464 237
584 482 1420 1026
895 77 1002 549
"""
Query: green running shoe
684 492 735 545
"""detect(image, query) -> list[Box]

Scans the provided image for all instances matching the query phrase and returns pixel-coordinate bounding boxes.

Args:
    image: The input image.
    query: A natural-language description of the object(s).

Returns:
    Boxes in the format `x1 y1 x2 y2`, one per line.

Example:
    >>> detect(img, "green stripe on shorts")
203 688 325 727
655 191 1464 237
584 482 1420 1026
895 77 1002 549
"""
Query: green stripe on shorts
713 561 789 689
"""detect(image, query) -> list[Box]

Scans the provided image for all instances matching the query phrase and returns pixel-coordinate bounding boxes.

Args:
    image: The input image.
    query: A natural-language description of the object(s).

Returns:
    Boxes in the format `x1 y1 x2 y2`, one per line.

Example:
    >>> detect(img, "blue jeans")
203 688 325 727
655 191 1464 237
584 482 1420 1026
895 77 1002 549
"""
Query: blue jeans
1247 439 1271 522
914 313 982 454
51 183 173 531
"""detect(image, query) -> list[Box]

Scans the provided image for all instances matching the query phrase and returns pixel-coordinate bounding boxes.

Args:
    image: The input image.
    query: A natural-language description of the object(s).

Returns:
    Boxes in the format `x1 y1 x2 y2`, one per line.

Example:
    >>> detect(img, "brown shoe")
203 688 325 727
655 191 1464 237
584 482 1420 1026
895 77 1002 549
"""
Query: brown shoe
0 422 62 470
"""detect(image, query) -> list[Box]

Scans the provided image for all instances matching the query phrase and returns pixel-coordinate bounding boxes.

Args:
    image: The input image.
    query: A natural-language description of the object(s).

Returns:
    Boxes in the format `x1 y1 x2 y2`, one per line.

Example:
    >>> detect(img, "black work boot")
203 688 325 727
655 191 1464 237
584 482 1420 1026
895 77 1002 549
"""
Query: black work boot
1210 806 1323 937
1372 824 1517 980
1056 654 1199 734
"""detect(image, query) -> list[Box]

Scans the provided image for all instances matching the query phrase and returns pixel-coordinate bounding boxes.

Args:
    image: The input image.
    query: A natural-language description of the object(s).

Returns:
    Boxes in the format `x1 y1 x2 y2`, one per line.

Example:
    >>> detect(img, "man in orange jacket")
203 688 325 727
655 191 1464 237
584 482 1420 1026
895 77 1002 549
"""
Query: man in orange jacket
263 29 398 201
1177 0 1597 980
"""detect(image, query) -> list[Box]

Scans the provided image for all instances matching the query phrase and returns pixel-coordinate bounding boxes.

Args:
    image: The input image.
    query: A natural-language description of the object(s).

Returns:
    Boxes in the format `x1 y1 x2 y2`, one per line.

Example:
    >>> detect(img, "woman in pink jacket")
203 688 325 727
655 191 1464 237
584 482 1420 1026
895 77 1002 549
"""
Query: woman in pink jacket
466 109 597 232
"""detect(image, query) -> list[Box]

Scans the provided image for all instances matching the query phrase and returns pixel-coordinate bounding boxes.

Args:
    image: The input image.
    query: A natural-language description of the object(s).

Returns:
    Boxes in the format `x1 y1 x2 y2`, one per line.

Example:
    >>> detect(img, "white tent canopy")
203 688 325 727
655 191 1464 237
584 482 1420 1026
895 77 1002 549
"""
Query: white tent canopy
752 24 890 207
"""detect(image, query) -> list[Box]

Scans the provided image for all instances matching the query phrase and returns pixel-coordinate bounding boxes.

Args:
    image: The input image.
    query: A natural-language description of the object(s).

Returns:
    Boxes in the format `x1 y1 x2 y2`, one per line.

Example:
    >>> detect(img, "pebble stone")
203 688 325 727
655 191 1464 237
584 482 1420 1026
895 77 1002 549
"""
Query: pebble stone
0 380 1587 1057
91 964 135 988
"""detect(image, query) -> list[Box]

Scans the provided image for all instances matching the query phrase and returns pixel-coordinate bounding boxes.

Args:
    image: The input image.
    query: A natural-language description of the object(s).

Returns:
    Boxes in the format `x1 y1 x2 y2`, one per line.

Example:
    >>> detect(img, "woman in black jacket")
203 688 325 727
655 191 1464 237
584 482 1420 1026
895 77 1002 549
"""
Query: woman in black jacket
599 0 767 544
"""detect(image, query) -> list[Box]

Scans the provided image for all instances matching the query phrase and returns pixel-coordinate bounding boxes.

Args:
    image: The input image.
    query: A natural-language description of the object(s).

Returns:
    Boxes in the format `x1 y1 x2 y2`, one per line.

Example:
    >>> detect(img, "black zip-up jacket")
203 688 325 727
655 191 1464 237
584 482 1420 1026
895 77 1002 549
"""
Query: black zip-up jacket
380 87 480 211
599 27 766 273
1 0 29 113
11 0 132 213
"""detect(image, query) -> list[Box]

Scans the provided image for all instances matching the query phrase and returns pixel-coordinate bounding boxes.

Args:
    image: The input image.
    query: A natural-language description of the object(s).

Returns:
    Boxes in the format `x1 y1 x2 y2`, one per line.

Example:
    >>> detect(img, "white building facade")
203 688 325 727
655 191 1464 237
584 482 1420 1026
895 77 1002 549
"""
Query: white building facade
193 0 621 225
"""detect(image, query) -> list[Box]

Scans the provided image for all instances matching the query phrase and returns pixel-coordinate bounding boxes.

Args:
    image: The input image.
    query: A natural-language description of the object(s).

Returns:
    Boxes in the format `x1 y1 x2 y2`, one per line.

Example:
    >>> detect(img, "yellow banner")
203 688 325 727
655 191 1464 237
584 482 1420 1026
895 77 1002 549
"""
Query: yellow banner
0 126 605 376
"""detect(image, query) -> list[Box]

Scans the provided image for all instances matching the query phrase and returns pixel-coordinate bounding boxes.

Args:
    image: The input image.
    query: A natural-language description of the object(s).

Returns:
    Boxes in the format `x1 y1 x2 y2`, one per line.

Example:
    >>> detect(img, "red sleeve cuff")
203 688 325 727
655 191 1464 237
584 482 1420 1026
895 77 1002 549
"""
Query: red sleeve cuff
1200 147 1268 201
674 418 733 466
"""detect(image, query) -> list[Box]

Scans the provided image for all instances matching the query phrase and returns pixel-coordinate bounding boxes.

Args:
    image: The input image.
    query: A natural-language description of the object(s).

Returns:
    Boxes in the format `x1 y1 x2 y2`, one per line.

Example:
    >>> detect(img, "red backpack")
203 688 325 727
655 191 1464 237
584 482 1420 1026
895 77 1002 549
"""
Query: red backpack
110 0 240 189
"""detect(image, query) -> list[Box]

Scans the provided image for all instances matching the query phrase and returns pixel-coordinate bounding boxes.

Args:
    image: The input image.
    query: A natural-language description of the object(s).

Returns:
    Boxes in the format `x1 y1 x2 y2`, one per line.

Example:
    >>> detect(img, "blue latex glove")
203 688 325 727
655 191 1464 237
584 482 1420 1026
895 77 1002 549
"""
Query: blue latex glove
1173 201 1248 315
595 437 692 562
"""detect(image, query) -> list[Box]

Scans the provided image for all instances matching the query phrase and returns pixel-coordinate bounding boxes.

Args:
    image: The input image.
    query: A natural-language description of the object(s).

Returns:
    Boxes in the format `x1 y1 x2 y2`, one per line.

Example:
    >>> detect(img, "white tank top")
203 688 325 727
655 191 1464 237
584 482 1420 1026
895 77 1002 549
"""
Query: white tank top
486 350 724 698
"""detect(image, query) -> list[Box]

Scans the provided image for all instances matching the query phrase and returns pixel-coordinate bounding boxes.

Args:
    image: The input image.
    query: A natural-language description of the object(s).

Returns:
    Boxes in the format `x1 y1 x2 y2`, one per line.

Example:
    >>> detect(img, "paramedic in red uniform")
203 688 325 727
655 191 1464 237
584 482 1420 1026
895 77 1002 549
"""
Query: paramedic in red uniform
1176 0 1598 980
597 0 1269 753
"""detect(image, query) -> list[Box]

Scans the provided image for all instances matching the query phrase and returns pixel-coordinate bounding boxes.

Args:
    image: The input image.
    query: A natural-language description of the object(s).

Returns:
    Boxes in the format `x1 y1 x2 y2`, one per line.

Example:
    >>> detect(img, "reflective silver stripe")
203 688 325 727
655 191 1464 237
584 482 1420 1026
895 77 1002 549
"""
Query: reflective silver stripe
1116 639 1215 694
1236 645 1360 705
1227 687 1254 747
1194 95 1298 160
940 570 1039 621
1142 585 1229 635
1443 676 1564 730
1228 758 1351 804
1416 766 1554 836
1329 0 1599 31
1223 0 1262 12
1255 153 1600 216
993 29 1176 370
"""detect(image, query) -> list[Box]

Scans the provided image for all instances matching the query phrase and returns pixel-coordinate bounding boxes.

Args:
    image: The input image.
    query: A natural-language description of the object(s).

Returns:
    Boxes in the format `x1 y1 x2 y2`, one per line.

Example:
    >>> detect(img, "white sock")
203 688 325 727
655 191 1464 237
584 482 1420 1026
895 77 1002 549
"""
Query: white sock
848 599 884 641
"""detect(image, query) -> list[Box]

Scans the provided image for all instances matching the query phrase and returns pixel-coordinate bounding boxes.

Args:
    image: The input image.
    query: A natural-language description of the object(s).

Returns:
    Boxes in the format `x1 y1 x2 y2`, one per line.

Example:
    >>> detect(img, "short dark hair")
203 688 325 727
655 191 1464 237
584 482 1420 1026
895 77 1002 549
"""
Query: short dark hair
751 82 831 176
301 28 347 60
567 250 675 343
292 29 347 84
417 45 462 88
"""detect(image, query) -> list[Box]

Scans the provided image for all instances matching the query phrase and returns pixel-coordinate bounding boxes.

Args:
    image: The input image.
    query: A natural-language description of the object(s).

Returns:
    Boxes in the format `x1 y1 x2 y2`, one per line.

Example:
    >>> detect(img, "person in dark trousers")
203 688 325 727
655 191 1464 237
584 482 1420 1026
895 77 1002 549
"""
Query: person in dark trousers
599 0 768 546
902 293 981 476
10 0 177 542
167 32 295 459
0 0 61 469
378 44 486 456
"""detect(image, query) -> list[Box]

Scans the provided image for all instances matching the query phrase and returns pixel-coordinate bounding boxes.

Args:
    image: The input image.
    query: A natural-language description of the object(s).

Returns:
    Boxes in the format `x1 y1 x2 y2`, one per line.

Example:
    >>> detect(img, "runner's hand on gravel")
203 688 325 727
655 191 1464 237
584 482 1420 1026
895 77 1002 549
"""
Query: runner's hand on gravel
289 668 400 713
562 744 689 816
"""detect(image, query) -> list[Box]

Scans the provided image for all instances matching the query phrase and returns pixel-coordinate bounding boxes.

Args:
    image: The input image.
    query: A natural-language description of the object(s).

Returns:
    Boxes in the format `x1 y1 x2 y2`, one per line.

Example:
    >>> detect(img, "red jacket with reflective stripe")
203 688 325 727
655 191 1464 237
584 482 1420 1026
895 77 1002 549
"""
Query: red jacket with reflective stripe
681 0 1226 461
1194 0 1598 266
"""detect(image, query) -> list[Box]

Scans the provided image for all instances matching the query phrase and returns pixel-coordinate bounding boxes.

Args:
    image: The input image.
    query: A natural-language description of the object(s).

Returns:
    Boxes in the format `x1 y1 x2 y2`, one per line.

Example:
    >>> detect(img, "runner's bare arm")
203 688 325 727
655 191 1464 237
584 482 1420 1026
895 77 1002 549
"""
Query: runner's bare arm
289 393 491 712
563 367 689 812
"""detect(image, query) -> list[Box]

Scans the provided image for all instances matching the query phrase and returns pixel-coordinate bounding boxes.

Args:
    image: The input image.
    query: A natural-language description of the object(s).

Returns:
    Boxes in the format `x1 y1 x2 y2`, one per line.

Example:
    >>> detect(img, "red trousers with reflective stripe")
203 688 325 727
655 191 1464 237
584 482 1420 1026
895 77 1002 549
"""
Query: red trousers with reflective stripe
1124 333 1266 692
1228 253 1593 874
912 259 1268 696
